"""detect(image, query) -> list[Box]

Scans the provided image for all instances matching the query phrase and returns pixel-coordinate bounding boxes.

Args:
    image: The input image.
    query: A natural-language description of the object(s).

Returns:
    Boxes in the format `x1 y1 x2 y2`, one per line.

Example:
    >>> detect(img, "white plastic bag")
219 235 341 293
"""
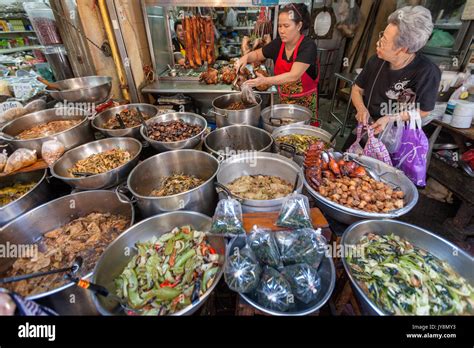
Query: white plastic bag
4 148 37 174
240 84 258 105
41 139 65 166
380 114 404 154
224 8 238 27
0 150 7 172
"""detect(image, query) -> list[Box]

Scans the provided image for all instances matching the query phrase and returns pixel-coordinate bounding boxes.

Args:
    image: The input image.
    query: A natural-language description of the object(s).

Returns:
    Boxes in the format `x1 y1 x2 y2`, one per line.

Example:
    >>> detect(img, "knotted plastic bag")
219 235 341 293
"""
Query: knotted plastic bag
391 110 429 186
210 198 246 237
281 263 321 304
240 84 258 106
256 266 294 312
347 124 364 155
363 125 393 166
276 192 313 229
4 148 37 174
379 115 404 154
41 139 65 166
247 226 282 269
224 246 261 293
275 228 327 269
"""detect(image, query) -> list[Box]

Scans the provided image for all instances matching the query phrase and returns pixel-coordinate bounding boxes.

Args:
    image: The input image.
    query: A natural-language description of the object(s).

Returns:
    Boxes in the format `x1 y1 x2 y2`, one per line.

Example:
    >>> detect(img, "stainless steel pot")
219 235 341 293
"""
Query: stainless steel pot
47 76 112 104
203 125 273 160
272 125 336 166
0 169 51 226
92 104 160 139
261 104 312 133
121 150 219 217
341 220 474 315
0 107 94 156
216 152 304 213
304 153 419 225
92 211 225 316
211 93 262 128
228 236 336 316
140 112 207 153
51 137 142 190
0 190 135 315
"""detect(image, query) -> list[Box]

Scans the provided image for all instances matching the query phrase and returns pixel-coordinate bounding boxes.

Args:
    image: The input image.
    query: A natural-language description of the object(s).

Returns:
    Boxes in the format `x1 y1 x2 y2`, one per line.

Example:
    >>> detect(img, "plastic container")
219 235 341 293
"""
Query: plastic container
44 45 74 81
441 114 453 124
23 2 62 46
451 115 473 128
453 100 474 117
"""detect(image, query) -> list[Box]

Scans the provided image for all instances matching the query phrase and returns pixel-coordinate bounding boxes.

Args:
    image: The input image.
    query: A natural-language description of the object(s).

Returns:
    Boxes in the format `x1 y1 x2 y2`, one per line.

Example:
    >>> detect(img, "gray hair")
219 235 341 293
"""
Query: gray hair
388 6 433 53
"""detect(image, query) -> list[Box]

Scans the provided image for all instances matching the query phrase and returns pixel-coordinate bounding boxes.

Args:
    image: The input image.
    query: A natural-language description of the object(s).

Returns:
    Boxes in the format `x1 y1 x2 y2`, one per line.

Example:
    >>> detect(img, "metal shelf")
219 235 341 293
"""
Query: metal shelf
216 10 259 14
0 30 35 35
0 45 43 54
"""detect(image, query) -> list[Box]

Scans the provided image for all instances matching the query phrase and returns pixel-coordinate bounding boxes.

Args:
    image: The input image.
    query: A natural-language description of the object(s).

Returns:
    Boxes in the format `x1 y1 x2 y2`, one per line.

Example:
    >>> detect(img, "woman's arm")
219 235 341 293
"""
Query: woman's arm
244 62 309 88
235 48 265 72
351 84 370 124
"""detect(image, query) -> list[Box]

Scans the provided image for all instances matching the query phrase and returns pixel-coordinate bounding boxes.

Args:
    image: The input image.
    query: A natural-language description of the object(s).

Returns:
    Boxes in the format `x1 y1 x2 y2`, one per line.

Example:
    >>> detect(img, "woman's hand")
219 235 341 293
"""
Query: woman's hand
234 55 248 73
355 107 370 125
243 71 268 88
371 116 390 135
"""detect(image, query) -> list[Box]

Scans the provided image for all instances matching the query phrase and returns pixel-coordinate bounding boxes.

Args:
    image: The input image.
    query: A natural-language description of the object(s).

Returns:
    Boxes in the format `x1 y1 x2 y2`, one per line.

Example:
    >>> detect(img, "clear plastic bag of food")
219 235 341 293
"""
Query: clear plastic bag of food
210 198 246 237
4 148 37 174
276 192 313 229
224 246 261 293
247 226 282 269
281 263 321 304
0 150 7 172
256 266 294 312
41 139 65 166
275 228 327 268
240 83 258 106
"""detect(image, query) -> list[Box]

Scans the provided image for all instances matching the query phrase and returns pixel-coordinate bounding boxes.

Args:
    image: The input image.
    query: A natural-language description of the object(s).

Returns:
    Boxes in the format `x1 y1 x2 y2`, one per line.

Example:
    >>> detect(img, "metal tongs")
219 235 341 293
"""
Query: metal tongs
115 113 127 129
135 107 149 137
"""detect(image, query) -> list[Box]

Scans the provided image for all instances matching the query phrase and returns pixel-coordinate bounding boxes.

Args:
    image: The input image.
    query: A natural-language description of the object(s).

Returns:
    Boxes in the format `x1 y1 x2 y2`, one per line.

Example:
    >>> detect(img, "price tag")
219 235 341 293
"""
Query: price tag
12 83 33 100
0 101 22 116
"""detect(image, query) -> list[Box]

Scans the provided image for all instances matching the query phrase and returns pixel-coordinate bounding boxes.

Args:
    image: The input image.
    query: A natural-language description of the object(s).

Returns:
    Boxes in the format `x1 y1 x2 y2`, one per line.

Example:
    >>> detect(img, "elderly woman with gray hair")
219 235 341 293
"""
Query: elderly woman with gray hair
350 5 441 136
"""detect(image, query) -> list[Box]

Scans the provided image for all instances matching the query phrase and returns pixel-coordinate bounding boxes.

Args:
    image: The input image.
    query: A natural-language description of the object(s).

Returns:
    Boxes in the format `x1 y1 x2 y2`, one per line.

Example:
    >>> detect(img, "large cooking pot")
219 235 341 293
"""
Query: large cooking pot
0 190 135 315
141 112 207 153
216 152 304 213
272 124 336 166
120 150 219 217
47 76 112 104
261 104 312 133
0 107 94 156
228 236 336 316
203 125 273 160
51 137 142 191
341 220 474 315
304 153 418 225
211 93 262 128
92 104 160 140
92 211 225 316
0 169 51 226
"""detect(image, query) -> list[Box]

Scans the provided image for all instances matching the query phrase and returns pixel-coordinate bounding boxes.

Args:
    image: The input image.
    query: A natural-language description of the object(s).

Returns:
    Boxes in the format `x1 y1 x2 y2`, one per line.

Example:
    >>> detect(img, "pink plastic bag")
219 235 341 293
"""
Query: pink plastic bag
347 124 364 155
363 126 393 166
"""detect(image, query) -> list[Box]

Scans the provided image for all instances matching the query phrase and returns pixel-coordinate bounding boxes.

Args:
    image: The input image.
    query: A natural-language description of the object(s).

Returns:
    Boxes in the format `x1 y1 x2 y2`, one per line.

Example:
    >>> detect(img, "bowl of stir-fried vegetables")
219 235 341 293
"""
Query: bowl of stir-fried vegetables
342 220 474 315
91 211 225 316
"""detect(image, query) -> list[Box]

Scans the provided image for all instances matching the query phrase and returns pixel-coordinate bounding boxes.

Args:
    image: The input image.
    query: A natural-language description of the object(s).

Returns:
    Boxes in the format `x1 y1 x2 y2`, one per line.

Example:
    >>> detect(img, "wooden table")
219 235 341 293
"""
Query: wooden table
0 160 48 177
427 120 474 240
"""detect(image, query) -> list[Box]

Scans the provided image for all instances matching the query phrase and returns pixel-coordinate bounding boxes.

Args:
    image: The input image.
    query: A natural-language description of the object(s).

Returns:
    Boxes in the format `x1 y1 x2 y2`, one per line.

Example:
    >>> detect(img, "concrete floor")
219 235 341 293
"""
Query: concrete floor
317 97 474 256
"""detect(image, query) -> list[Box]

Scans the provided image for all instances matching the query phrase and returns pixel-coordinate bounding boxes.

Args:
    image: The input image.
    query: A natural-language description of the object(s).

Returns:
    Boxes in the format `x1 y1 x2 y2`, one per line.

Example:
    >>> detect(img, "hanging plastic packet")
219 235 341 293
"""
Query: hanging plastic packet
240 83 258 106
256 266 294 312
210 198 246 237
0 150 7 172
379 114 404 154
224 246 261 293
276 192 313 229
41 139 65 166
246 226 282 269
4 148 37 174
275 228 327 269
281 263 321 304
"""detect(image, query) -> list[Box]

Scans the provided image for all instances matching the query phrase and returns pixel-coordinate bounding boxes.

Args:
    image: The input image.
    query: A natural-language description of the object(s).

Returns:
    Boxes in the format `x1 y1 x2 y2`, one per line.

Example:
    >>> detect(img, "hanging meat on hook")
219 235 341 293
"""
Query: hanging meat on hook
182 17 195 68
183 15 215 68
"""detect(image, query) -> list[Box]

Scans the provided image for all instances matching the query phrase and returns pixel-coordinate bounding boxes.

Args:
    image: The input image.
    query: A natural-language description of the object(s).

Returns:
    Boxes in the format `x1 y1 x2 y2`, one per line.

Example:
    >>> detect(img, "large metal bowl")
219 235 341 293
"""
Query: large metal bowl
341 220 474 315
123 149 219 217
0 107 94 156
262 104 312 133
272 124 336 166
304 153 419 225
0 169 51 226
212 93 262 128
228 236 336 316
0 190 135 315
216 152 304 213
47 76 112 103
51 137 142 190
92 211 225 316
141 112 207 153
92 104 160 139
204 125 273 160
